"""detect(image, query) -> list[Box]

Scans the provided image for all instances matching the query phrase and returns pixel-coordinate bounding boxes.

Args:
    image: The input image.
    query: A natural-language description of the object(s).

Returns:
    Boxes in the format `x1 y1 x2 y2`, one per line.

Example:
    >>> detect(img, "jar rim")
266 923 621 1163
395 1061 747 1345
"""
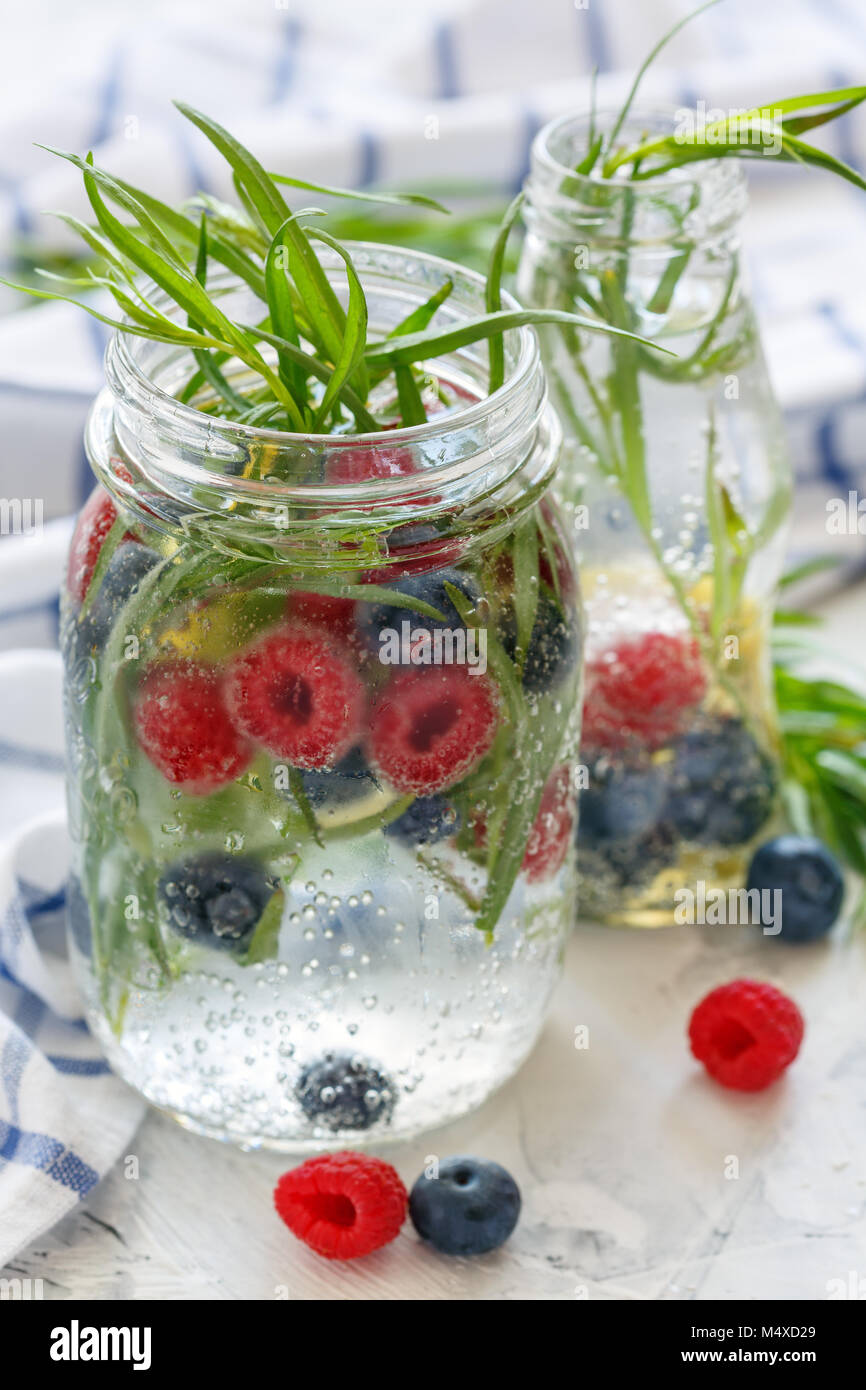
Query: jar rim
91 241 559 555
106 240 539 457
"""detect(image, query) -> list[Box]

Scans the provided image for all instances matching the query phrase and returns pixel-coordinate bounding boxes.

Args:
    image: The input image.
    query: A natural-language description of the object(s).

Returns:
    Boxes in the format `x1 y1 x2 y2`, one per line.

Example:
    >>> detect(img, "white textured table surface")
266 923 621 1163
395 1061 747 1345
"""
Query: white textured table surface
3 586 865 1302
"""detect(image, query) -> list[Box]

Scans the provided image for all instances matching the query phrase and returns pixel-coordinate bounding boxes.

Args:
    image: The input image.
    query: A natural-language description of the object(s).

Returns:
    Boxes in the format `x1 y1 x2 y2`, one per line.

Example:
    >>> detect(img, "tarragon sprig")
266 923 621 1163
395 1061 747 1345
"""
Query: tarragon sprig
1 103 667 450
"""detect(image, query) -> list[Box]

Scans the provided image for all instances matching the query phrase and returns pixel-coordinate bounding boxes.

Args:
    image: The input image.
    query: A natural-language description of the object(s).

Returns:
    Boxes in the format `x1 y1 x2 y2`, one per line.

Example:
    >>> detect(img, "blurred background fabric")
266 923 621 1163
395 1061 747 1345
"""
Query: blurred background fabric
1 0 866 650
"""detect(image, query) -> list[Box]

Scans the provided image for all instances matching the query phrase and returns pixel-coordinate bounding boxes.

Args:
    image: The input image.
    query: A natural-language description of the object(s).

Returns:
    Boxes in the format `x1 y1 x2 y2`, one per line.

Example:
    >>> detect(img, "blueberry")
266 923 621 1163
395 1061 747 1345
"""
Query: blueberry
665 717 775 846
356 567 481 661
66 875 92 958
747 835 844 942
67 542 160 662
503 589 579 694
579 824 677 890
577 754 676 888
380 522 440 555
579 756 668 843
294 746 379 809
157 853 277 950
295 1052 395 1131
409 1156 521 1256
384 795 460 846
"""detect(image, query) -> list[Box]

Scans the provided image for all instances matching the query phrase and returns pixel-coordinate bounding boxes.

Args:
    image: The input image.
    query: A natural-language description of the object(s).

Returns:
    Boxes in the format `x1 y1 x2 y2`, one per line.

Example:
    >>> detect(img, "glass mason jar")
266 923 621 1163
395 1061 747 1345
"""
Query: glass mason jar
61 244 582 1149
517 112 792 927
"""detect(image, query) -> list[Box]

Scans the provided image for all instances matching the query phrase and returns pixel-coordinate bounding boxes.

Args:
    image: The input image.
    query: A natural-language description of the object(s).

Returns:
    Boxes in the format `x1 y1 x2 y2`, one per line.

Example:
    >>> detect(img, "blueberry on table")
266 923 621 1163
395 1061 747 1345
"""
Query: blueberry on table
665 717 775 846
384 794 460 846
295 1052 395 1131
409 1156 521 1256
158 853 277 950
747 835 844 942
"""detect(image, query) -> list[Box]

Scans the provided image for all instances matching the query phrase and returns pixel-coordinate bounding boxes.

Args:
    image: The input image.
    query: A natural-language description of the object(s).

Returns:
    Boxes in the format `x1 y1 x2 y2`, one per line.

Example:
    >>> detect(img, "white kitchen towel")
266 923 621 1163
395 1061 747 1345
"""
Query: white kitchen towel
0 791 146 1268
0 561 145 1268
1 0 866 523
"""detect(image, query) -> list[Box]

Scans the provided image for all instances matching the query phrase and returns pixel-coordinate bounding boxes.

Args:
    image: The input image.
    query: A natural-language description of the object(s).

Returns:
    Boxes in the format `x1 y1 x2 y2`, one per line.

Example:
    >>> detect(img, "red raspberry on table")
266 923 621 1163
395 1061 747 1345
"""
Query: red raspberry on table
285 590 356 642
368 666 499 795
225 626 365 768
522 766 574 882
66 483 136 603
688 979 804 1092
582 632 706 751
274 1151 407 1260
134 663 252 794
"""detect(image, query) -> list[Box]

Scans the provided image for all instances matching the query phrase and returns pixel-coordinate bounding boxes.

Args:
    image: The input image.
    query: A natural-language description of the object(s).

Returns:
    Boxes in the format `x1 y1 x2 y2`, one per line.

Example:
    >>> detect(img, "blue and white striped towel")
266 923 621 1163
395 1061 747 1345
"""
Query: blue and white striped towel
0 643 145 1267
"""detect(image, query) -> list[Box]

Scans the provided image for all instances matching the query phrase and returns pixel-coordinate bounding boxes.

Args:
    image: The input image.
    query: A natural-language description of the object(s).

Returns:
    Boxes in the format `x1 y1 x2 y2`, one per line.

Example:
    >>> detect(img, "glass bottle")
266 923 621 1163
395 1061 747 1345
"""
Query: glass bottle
518 112 791 927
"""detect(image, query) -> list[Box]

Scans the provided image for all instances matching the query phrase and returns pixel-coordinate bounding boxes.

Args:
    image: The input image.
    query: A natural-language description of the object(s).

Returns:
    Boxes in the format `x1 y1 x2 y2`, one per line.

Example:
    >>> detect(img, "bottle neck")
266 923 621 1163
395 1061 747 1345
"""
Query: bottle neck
522 109 748 264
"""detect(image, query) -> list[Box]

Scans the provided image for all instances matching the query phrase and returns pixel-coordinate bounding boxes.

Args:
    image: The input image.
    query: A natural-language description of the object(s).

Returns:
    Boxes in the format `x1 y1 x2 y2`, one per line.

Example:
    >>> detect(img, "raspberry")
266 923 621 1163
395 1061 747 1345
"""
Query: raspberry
225 626 365 768
134 663 252 794
274 1151 407 1260
327 441 417 486
688 979 804 1092
522 766 574 882
582 632 706 751
368 667 499 795
286 590 356 642
327 436 440 509
66 484 136 603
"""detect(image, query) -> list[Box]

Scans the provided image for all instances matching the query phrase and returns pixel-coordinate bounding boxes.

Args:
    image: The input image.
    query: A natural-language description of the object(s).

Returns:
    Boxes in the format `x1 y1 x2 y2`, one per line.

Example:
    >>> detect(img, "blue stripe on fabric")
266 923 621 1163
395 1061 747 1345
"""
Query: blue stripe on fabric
676 81 702 113
0 170 34 238
84 313 108 365
20 886 67 918
0 960 17 986
88 45 124 148
78 438 95 507
15 987 46 1040
0 957 86 1029
271 16 304 105
0 379 93 403
512 109 542 193
47 1055 111 1077
815 415 857 489
0 742 65 774
0 595 60 626
0 895 27 974
356 131 380 190
580 0 611 72
433 22 460 100
0 1119 99 1196
1 1039 28 1120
